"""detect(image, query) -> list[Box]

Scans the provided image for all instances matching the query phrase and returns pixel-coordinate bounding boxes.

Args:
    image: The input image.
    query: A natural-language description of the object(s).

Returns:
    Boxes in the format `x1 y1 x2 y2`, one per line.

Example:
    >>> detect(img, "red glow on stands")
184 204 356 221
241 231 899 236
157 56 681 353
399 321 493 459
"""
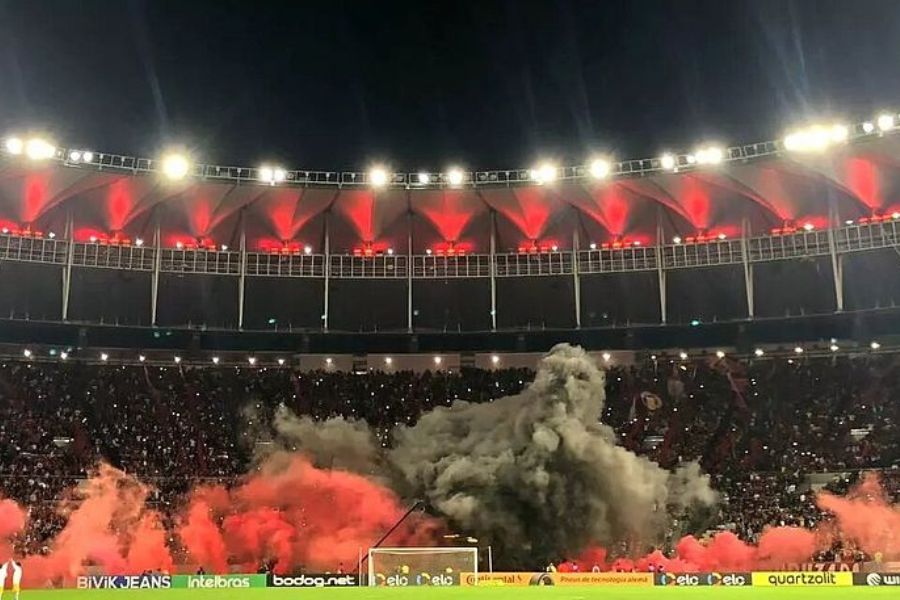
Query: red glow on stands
845 158 881 209
74 228 132 245
575 184 634 236
415 190 481 242
482 188 560 241
107 179 134 231
269 199 296 241
190 199 213 237
516 239 560 254
0 221 44 238
335 190 376 242
23 175 48 223
352 241 393 257
257 239 307 255
428 241 471 256
682 176 711 229
165 235 217 250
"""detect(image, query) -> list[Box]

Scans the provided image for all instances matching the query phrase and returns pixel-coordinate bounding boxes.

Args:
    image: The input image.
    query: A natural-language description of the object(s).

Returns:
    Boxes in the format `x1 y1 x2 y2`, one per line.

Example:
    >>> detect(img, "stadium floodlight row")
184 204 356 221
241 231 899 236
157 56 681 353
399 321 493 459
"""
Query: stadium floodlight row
2 111 899 188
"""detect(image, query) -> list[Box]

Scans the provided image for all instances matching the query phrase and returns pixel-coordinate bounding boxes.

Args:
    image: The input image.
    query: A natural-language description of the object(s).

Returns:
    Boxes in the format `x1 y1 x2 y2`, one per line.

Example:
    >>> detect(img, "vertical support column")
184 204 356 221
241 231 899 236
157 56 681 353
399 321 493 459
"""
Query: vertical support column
323 212 330 331
827 201 844 312
741 217 755 318
407 211 413 332
656 215 667 324
489 211 497 331
572 228 581 328
237 226 247 330
61 213 74 321
150 222 161 326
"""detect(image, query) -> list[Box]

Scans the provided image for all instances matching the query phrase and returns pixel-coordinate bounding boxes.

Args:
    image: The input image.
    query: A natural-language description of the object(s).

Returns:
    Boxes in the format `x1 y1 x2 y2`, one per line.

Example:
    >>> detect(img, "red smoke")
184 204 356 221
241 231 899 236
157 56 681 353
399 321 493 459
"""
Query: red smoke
817 472 900 559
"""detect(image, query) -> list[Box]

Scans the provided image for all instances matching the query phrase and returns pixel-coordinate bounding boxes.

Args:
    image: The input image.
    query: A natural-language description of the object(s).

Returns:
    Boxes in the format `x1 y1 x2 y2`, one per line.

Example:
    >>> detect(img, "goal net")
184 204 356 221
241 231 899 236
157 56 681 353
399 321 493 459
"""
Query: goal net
367 547 477 586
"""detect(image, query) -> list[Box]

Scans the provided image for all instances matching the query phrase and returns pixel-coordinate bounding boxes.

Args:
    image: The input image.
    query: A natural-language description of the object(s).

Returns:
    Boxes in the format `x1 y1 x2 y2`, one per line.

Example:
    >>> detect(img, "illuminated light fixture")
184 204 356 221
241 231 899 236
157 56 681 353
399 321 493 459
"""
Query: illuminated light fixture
673 236 682 244
220 244 228 251
601 352 612 362
212 356 220 364
589 158 611 179
368 166 389 187
68 150 82 162
384 356 393 365
22 349 32 358
802 222 815 231
877 114 895 132
892 212 900 220
446 168 464 186
794 346 804 354
845 220 854 225
259 165 287 184
89 235 98 243
4 137 24 155
138 355 146 362
83 151 94 163
754 348 765 357
433 356 442 365
135 238 144 246
870 341 881 350
25 138 56 161
551 245 559 252
862 121 875 134
100 352 109 362
783 123 847 153
174 356 182 364
715 350 726 359
589 242 597 250
659 154 676 170
161 153 190 180
633 240 641 246
386 248 394 255
531 162 557 184
417 172 430 185
717 233 727 240
247 357 257 366
60 351 68 360
48 232 56 239
685 154 697 165
694 146 724 165
1 227 8 234
830 344 839 352
425 248 432 255
325 357 333 365
277 358 285 366
304 245 312 254
679 351 688 360
491 354 500 365
175 241 184 249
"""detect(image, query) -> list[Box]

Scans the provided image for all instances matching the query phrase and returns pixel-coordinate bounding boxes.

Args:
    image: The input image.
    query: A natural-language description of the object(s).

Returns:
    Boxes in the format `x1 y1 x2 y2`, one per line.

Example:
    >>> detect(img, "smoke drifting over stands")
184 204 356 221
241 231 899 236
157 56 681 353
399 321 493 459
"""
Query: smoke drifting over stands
0 346 898 577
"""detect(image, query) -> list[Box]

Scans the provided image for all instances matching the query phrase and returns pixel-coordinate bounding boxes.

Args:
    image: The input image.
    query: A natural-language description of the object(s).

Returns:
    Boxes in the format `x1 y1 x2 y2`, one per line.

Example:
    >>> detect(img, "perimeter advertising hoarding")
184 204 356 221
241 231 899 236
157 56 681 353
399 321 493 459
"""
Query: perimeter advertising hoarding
655 573 751 586
751 572 853 586
171 574 267 588
268 574 359 588
76 575 172 589
459 572 652 586
854 573 900 586
369 572 459 586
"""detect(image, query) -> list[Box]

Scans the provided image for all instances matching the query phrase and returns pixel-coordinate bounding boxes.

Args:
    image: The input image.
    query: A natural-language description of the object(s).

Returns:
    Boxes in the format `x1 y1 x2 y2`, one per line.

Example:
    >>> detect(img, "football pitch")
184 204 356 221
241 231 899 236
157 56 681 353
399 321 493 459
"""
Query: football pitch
9 589 897 600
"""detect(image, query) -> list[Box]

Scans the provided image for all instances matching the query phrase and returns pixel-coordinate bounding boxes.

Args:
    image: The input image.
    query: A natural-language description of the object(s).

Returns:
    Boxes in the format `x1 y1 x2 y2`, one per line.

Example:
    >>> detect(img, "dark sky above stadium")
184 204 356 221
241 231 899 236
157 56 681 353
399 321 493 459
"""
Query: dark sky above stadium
2 0 900 170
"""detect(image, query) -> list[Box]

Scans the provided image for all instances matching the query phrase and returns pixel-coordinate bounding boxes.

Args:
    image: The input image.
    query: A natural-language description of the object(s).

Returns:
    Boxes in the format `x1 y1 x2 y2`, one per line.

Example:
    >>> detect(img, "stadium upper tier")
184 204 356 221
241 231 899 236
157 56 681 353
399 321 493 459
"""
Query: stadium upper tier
3 121 900 338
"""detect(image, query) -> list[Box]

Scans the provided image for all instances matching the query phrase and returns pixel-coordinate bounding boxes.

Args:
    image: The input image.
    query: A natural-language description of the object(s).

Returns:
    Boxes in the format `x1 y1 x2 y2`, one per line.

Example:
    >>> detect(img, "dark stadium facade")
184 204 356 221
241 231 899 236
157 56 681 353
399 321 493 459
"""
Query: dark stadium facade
3 123 900 355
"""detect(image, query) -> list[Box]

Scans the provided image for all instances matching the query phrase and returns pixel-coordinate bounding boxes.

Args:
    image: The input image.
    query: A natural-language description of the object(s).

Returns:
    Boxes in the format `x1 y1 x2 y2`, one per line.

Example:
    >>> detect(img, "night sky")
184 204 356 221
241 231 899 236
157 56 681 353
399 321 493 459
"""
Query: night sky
2 0 900 171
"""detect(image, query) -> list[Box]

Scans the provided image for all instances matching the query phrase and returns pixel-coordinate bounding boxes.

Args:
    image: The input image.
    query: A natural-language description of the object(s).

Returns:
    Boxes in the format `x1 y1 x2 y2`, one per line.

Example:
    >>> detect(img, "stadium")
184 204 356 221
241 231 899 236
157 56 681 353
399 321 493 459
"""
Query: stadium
2 2 900 599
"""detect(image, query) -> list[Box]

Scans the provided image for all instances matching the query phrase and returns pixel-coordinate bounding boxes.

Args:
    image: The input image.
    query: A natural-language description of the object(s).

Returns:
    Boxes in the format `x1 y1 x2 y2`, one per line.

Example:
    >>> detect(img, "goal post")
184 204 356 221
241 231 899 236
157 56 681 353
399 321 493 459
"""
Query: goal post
367 547 478 587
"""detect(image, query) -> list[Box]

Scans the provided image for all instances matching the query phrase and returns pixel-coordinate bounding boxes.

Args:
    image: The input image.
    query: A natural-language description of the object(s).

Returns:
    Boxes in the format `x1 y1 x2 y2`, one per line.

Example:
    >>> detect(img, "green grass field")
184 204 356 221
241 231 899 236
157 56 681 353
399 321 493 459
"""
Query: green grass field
7 589 898 600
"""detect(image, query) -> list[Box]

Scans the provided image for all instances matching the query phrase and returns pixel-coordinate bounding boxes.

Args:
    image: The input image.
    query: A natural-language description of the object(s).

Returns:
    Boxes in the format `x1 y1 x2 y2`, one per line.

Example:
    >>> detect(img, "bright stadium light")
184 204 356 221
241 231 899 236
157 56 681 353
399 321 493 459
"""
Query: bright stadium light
673 236 682 244
877 114 895 132
138 355 146 362
589 242 597 250
717 233 727 240
695 145 724 165
369 166 389 187
830 124 849 142
803 222 815 231
277 358 286 366
384 356 393 365
83 151 94 163
783 123 847 153
100 352 109 362
715 350 726 359
212 356 220 364
248 356 257 366
22 349 32 358
161 153 190 180
25 137 56 160
60 351 68 360
679 351 688 360
830 344 839 352
589 158 611 179
862 121 875 134
4 137 24 155
174 356 182 364
794 346 804 354
135 238 144 246
417 172 430 185
433 356 442 365
754 348 765 357
446 168 464 186
491 354 500 365
870 341 881 350
660 154 676 170
601 352 612 362
304 244 312 254
69 150 82 162
259 165 286 184
531 162 557 184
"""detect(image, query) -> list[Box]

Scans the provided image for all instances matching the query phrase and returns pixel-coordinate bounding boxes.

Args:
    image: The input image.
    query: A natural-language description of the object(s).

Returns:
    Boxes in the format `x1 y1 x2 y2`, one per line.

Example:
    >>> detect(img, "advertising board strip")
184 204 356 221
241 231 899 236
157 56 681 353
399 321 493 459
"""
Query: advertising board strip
76 575 172 589
854 573 900 586
268 573 359 588
459 572 652 587
655 572 751 586
751 571 853 586
171 574 267 588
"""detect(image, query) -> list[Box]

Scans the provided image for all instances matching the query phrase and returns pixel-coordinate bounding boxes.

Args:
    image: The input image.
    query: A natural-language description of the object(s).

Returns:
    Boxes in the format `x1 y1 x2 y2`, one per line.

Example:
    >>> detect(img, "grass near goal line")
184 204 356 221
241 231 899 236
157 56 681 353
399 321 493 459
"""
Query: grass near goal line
8 589 899 600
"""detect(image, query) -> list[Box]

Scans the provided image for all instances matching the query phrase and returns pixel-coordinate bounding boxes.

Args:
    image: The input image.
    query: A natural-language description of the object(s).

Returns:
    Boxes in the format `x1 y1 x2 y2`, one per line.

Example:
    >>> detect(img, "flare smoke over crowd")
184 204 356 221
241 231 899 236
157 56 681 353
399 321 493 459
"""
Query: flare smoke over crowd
0 344 897 585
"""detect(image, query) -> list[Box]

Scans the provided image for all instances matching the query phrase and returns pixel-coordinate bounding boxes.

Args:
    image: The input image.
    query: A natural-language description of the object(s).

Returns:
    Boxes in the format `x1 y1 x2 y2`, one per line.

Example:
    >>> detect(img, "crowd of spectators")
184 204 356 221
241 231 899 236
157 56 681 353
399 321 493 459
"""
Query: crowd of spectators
0 352 898 559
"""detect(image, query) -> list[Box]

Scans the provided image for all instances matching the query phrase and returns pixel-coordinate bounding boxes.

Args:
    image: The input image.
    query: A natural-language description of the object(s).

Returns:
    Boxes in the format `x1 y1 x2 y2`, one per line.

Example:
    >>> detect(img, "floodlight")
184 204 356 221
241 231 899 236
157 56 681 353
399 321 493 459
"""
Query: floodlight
660 154 676 170
803 222 815 231
695 146 724 165
754 348 765 357
446 168 464 186
715 350 726 359
161 153 190 180
417 172 430 185
369 166 389 187
100 353 109 361
4 137 23 155
259 165 286 184
25 138 56 160
304 245 312 254
862 122 875 134
589 158 611 179
673 236 682 244
877 114 895 132
531 162 557 184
